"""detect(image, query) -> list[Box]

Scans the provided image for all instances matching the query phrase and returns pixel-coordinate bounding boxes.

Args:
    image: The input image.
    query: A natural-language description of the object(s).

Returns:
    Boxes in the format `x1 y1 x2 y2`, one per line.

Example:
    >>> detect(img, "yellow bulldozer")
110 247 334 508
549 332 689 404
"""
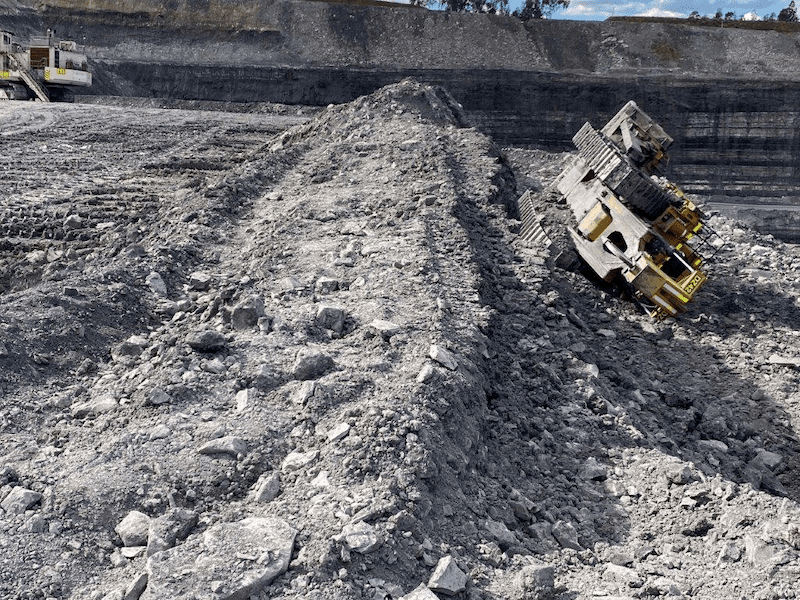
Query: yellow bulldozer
520 101 721 319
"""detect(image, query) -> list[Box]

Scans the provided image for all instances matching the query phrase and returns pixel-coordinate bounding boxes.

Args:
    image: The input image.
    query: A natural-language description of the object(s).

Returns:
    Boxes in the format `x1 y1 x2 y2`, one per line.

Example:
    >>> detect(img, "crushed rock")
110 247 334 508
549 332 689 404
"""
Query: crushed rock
0 80 799 600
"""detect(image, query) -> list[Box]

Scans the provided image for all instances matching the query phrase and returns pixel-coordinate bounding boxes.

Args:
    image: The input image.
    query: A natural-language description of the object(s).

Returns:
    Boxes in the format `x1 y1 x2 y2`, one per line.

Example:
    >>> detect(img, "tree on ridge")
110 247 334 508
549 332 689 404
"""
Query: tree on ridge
414 0 509 12
779 0 798 21
411 0 569 18
515 0 570 20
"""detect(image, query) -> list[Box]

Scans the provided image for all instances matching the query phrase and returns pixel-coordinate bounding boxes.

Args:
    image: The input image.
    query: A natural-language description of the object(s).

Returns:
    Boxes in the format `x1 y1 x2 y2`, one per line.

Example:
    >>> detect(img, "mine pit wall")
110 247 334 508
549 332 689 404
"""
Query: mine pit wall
9 0 800 240
86 61 800 210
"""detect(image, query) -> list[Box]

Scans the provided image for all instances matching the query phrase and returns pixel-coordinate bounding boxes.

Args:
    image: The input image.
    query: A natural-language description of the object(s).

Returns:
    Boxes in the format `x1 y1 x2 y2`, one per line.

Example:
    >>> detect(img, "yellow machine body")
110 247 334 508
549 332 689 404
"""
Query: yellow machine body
526 100 721 319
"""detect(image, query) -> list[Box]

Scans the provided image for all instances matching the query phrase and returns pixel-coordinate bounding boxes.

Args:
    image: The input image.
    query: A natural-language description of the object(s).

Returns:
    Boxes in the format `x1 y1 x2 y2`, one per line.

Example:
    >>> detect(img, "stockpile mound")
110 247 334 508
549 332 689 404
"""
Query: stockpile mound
0 81 799 600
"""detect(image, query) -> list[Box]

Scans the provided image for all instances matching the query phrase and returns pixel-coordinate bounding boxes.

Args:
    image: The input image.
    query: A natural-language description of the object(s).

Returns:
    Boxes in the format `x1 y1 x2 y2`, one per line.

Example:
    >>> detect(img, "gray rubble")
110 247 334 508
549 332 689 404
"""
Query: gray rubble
0 79 800 600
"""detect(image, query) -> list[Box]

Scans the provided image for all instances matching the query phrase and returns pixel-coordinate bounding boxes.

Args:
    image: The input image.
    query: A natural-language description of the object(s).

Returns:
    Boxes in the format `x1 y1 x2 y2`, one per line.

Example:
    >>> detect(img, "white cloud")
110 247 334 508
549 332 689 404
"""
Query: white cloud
562 1 602 16
562 0 690 19
636 6 686 16
563 1 646 17
512 0 790 19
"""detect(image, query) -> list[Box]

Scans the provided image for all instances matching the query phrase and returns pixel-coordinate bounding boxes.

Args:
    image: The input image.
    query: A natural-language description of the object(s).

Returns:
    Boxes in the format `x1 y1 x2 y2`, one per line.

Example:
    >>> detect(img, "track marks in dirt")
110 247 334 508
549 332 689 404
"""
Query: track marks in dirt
0 102 305 294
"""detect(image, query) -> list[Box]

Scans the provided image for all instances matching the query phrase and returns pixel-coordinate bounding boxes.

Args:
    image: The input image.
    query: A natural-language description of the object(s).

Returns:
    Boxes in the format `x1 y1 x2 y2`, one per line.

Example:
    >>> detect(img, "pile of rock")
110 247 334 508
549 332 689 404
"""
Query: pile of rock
0 80 799 600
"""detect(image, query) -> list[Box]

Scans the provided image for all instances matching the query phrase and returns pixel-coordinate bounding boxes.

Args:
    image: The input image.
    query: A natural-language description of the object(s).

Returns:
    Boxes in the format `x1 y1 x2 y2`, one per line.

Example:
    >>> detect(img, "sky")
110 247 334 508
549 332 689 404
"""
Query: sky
504 0 794 20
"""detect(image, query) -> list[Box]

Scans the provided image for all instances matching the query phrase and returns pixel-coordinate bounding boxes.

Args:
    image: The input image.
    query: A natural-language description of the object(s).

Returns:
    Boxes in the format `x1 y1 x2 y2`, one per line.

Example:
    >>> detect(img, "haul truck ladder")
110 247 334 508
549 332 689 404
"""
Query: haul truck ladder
7 53 50 102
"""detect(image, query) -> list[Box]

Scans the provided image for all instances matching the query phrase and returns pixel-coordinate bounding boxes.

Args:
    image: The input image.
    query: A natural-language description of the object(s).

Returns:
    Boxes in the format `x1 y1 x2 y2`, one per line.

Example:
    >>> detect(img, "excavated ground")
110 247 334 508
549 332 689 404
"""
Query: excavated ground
1 82 800 600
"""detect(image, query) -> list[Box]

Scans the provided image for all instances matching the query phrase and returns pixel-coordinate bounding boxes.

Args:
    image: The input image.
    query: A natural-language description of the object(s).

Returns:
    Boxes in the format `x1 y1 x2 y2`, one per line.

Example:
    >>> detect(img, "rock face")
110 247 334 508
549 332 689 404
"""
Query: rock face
141 517 296 600
710 203 800 244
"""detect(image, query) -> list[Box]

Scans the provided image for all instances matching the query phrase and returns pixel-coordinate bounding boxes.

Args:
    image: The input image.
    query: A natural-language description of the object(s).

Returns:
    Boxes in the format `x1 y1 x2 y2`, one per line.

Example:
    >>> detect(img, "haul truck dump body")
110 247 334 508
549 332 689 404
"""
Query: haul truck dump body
1 30 91 101
520 101 721 319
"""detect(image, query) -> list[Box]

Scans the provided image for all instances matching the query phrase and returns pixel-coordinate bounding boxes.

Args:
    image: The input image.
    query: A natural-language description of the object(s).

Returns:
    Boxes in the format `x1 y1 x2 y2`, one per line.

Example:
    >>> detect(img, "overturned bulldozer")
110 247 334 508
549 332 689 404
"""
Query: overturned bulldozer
520 101 721 319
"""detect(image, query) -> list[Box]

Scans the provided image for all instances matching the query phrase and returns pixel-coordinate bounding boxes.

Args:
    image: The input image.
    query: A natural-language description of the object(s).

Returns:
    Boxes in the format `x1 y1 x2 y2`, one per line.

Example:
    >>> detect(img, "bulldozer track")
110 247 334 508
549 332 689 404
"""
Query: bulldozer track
517 190 553 249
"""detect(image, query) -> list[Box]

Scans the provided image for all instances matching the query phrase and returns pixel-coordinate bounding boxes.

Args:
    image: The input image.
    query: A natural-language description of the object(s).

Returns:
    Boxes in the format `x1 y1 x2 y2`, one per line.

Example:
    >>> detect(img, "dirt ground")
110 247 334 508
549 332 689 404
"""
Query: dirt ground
1 81 800 600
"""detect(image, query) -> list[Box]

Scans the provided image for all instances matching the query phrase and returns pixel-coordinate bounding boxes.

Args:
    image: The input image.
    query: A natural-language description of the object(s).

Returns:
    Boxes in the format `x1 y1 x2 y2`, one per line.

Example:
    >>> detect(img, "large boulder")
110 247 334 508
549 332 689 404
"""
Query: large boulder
1 487 42 515
292 349 334 380
142 517 296 600
186 330 227 353
116 511 151 547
